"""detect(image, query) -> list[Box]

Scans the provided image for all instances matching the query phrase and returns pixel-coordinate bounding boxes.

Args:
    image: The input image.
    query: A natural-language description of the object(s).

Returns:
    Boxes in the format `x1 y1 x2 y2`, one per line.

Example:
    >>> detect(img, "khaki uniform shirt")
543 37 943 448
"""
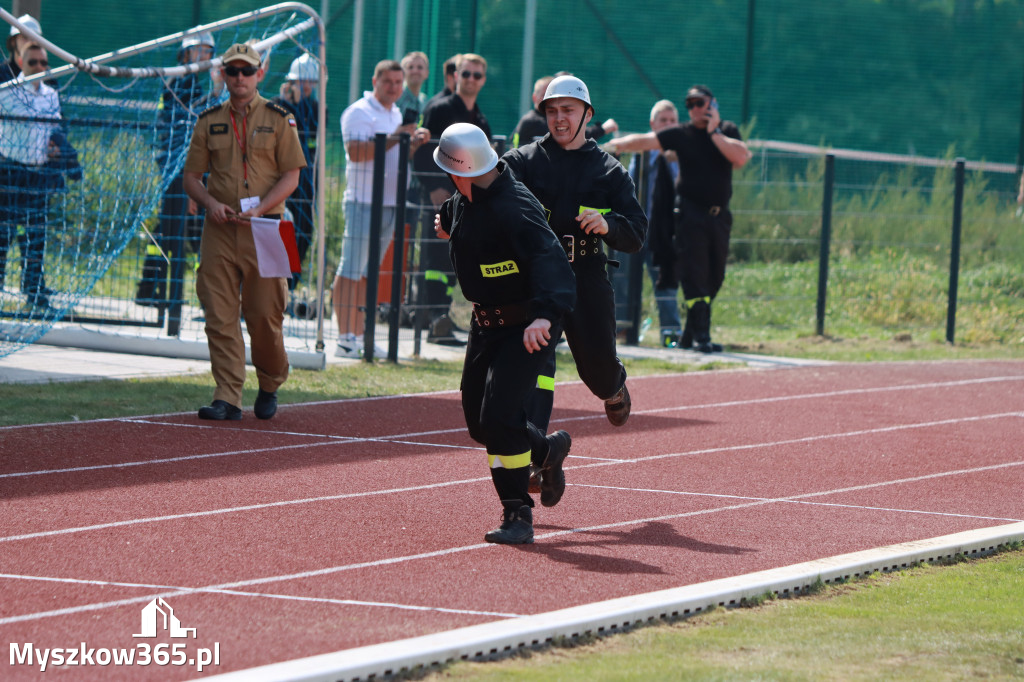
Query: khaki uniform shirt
184 92 307 216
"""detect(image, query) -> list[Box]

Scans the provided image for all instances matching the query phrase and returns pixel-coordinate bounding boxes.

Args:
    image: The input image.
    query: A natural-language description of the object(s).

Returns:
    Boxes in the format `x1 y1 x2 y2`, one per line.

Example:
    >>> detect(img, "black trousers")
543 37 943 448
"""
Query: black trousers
674 199 732 302
0 162 50 298
528 256 626 433
462 321 561 507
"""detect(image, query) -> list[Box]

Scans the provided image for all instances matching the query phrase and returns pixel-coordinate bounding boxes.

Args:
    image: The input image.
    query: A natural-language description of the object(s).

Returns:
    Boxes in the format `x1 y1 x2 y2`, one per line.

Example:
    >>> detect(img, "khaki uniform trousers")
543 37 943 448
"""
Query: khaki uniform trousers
196 218 289 407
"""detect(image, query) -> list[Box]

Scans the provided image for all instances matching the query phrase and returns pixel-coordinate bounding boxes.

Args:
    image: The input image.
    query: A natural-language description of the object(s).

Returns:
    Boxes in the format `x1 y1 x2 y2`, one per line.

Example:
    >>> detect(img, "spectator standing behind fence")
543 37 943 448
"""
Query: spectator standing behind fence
136 31 222 309
413 53 492 345
606 85 751 353
333 59 429 359
433 123 576 543
423 54 460 111
501 75 647 443
1 14 43 82
511 74 618 148
273 52 321 307
0 43 80 313
183 43 306 421
395 51 428 123
612 99 682 346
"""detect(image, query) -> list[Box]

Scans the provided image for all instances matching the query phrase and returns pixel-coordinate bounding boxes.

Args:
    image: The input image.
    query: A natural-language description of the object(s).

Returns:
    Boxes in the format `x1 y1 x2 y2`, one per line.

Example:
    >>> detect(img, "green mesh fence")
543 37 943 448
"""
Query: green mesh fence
3 1 1021 360
35 0 1024 165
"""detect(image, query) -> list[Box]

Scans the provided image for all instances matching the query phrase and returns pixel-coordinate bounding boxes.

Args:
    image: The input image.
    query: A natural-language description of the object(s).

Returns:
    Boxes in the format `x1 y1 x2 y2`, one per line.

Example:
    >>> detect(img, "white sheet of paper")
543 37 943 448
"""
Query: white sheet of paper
240 196 260 212
250 217 291 278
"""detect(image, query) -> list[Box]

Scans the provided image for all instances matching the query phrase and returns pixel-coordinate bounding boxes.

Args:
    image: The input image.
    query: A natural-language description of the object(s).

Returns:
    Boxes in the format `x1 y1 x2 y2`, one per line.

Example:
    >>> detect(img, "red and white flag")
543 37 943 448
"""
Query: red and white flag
250 217 301 278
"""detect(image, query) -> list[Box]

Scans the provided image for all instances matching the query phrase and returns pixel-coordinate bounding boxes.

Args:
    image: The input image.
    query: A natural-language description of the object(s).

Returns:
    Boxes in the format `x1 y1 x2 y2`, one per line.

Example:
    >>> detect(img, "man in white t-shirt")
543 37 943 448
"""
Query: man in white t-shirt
332 59 429 358
0 43 66 311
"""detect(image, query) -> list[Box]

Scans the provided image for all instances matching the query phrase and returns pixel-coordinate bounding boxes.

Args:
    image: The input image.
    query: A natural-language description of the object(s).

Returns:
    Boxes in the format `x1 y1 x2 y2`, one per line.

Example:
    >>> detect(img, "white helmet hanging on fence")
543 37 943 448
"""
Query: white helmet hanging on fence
286 53 319 82
433 123 498 178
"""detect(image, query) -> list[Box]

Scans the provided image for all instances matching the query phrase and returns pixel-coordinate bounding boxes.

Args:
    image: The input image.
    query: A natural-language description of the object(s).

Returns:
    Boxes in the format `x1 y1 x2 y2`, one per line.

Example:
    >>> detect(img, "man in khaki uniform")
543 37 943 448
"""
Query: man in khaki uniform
184 43 307 421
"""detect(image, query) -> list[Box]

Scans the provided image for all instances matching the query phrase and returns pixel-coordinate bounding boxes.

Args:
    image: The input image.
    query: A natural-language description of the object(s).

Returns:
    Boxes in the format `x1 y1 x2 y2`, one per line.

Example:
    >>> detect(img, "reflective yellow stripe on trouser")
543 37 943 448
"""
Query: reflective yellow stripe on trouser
685 296 711 308
536 375 555 391
424 270 454 297
488 450 531 469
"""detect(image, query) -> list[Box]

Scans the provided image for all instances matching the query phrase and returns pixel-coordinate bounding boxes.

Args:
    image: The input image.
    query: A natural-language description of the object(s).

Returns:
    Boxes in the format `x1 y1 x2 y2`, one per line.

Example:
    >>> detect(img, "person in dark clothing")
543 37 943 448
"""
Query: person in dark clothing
413 53 491 345
511 75 618 148
273 52 320 300
0 42 78 312
136 31 221 309
607 84 751 353
613 99 682 347
422 54 460 112
501 75 647 442
433 122 576 544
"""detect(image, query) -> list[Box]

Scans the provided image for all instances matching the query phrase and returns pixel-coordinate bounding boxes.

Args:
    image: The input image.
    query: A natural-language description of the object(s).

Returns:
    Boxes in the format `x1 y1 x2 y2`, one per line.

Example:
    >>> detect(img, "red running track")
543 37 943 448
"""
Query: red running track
1 360 1023 680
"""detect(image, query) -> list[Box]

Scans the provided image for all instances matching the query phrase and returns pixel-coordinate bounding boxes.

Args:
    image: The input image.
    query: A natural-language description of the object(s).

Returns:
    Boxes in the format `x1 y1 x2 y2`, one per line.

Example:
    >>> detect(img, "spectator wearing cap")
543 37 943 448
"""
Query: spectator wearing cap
606 84 751 353
183 43 307 421
1 13 42 84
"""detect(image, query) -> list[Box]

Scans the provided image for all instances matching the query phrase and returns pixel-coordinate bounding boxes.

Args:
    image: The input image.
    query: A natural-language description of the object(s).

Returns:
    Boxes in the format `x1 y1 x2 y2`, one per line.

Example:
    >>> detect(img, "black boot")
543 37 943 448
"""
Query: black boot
540 430 571 507
691 301 723 354
679 307 694 349
484 500 534 544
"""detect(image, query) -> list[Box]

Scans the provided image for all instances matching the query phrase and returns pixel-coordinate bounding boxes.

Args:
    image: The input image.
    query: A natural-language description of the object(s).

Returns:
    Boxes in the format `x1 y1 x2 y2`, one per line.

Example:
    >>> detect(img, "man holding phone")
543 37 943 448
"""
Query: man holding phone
605 84 750 353
332 59 430 358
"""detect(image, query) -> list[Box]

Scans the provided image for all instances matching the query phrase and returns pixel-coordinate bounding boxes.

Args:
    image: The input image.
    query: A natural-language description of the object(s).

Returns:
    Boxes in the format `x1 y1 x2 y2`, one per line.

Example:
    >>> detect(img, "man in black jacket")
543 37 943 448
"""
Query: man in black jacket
434 122 576 544
607 85 751 353
502 75 647 435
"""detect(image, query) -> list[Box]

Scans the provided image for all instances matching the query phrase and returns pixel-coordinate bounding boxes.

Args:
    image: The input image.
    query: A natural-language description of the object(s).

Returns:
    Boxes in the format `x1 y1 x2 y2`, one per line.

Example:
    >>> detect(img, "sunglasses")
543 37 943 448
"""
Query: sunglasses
460 70 484 80
685 98 707 109
224 65 258 77
27 58 49 68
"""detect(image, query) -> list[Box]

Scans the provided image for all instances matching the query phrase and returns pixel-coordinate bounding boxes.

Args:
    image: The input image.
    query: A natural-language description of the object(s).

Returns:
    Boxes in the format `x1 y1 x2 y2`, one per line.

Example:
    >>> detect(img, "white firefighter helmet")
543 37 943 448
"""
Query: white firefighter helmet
286 53 319 82
181 31 215 52
539 75 593 115
9 14 42 38
433 123 498 178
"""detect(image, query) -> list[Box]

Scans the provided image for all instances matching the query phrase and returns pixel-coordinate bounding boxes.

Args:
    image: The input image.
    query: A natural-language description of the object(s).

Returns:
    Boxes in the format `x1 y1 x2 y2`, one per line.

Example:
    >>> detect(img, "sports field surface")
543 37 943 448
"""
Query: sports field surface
2 360 1022 680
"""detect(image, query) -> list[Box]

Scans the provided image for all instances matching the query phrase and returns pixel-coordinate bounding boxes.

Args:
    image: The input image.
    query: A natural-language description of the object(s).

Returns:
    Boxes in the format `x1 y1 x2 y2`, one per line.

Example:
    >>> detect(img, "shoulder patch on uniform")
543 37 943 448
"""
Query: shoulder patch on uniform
197 104 221 119
266 101 291 117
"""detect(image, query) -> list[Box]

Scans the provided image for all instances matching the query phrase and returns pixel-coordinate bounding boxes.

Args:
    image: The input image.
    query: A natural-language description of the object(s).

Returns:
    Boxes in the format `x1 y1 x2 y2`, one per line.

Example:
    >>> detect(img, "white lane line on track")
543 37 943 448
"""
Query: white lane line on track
4 377 1022 480
569 483 1024 523
0 574 520 622
0 435 479 481
2 412 1021 544
4 453 1022 627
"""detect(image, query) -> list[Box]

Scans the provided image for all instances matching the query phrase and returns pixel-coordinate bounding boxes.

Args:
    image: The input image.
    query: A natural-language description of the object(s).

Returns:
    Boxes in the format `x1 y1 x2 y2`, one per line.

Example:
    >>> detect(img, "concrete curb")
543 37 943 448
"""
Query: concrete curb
203 522 1024 682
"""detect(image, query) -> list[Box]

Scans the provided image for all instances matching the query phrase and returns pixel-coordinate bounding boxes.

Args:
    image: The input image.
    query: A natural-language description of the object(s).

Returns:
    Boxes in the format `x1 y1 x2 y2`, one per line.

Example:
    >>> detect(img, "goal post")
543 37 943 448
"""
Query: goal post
0 3 328 365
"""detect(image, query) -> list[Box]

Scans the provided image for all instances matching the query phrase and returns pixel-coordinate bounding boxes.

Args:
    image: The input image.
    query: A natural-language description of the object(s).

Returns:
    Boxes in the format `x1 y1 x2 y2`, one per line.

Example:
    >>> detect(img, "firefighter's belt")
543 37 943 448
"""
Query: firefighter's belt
472 302 528 328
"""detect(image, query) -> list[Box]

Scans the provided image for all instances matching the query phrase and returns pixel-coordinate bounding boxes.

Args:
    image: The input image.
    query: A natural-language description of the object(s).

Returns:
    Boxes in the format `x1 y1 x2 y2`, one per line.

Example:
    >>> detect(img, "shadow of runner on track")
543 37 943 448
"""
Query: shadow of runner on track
517 521 755 575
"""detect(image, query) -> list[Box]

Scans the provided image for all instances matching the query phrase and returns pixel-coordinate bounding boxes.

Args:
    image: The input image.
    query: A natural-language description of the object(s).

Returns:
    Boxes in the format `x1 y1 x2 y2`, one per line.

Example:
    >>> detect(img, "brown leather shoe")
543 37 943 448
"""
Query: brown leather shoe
604 384 631 427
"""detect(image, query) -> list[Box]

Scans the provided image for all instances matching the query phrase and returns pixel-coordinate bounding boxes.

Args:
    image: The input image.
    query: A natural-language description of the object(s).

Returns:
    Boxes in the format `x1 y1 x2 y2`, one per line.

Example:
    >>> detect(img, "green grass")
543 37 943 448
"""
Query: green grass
414 549 1024 682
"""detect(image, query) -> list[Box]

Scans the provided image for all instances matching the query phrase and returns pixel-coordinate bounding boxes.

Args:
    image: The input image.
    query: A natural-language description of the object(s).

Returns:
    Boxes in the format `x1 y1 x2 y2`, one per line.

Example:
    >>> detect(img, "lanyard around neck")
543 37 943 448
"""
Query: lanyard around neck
229 108 249 188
